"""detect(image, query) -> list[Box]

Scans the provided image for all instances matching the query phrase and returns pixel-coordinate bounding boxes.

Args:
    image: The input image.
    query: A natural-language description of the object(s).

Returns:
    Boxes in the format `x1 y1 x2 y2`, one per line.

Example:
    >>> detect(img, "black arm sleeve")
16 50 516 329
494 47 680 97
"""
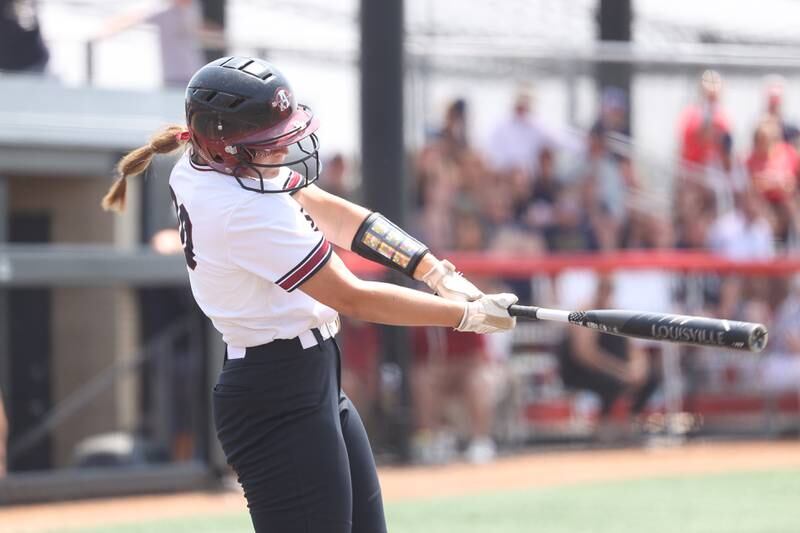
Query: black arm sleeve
351 212 430 278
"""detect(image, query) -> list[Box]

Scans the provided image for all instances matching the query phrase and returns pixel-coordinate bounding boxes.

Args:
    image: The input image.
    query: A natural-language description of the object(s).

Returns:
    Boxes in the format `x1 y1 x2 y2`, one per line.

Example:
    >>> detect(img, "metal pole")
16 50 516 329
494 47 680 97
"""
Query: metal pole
565 65 579 128
660 342 685 443
199 0 227 62
360 0 412 460
0 175 8 407
85 41 94 85
596 0 633 134
361 0 406 222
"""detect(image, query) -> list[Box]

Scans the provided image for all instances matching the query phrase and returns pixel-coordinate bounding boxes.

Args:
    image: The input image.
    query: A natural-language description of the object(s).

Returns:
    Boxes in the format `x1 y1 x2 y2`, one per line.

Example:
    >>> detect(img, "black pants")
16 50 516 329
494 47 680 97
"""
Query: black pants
213 333 387 533
561 355 660 416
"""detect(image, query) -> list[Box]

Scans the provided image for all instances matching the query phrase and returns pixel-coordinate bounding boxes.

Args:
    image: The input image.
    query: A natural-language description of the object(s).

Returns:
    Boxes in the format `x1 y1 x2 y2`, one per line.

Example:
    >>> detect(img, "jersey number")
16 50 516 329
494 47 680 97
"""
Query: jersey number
300 207 319 232
169 186 197 270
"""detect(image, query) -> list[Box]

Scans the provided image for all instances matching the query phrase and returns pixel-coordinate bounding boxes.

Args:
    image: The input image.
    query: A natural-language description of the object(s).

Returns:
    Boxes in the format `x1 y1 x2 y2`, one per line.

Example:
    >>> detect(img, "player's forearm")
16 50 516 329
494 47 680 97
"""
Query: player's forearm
301 252 514 334
343 280 464 328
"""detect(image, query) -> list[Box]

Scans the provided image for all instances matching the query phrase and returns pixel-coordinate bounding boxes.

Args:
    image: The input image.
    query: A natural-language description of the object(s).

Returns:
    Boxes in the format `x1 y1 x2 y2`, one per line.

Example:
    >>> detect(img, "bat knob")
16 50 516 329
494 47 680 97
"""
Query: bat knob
749 325 769 353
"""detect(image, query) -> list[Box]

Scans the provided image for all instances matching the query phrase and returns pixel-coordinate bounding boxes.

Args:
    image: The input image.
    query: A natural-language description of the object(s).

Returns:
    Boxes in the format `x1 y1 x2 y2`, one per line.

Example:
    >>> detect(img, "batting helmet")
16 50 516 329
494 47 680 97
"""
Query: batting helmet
185 57 320 193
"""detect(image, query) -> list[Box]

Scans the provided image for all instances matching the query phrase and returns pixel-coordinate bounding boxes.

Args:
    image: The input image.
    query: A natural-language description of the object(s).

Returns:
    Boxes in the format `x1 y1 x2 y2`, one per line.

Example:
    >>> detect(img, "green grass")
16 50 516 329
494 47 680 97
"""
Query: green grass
65 469 800 533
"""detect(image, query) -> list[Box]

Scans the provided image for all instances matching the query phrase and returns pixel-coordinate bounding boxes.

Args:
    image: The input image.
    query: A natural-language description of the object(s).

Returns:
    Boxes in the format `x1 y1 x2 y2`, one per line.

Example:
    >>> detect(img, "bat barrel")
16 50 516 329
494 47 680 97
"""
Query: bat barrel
576 310 768 353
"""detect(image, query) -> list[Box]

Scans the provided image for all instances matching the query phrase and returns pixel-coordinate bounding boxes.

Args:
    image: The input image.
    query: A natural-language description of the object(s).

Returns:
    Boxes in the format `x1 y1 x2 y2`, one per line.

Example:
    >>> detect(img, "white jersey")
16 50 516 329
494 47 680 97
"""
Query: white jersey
168 152 338 348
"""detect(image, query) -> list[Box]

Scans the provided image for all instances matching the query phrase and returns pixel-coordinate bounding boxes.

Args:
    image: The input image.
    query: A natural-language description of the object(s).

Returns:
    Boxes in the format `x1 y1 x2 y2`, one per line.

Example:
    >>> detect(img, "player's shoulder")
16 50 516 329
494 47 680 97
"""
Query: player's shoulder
229 170 306 226
169 150 208 191
170 150 195 176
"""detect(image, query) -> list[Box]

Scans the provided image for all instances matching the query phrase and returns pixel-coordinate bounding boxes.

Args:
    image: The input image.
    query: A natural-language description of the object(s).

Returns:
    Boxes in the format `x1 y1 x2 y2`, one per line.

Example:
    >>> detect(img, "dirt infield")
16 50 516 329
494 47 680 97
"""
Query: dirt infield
3 440 800 533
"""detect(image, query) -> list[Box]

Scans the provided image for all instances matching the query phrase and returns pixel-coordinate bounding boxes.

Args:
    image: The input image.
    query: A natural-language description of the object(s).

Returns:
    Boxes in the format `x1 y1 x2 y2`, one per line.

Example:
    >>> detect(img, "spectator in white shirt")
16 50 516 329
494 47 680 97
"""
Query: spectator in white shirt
707 188 774 323
761 276 800 393
485 85 556 178
707 188 775 260
95 0 223 87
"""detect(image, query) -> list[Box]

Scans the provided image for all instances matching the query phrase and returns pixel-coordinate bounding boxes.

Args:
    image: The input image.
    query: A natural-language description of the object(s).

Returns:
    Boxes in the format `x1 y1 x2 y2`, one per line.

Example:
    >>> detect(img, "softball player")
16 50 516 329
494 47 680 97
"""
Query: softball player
102 57 516 533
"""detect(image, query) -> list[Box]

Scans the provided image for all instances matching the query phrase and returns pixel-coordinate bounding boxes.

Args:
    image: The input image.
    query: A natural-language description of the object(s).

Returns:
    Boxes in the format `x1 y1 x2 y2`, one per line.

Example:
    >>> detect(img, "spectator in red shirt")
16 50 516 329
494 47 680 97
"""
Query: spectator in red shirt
746 119 800 245
761 75 799 144
678 70 732 170
747 120 799 204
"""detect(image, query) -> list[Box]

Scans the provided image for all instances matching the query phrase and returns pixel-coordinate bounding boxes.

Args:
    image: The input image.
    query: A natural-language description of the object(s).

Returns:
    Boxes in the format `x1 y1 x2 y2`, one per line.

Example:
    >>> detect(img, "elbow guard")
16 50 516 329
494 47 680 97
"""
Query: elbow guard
351 212 429 278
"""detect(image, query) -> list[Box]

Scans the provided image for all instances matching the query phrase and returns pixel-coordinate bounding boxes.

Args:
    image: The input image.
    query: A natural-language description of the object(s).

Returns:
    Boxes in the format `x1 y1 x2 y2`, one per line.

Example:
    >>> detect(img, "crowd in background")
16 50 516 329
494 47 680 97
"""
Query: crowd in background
326 70 800 463
411 71 800 261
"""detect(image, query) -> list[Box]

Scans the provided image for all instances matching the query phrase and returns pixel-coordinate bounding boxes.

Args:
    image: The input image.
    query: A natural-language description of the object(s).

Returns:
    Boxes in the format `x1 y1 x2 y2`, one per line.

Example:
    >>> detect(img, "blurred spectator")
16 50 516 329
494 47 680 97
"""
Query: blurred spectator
746 120 800 244
569 123 627 222
544 183 603 252
415 160 458 251
339 317 380 421
411 328 497 464
706 133 748 196
319 153 354 201
761 276 800 393
410 209 500 464
0 390 6 476
556 276 660 439
592 86 630 138
95 0 220 87
480 181 517 239
678 70 731 170
516 147 560 228
706 188 774 321
623 210 675 250
0 0 49 73
707 187 774 260
676 193 716 250
414 98 486 250
747 120 799 204
676 72 733 235
439 98 469 153
452 209 486 251
761 75 799 144
485 84 556 178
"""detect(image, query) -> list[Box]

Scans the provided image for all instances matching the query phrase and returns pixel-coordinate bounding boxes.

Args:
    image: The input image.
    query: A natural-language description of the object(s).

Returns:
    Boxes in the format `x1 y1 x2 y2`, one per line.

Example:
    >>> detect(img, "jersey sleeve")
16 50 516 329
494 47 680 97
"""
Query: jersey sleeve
227 195 332 292
282 170 305 195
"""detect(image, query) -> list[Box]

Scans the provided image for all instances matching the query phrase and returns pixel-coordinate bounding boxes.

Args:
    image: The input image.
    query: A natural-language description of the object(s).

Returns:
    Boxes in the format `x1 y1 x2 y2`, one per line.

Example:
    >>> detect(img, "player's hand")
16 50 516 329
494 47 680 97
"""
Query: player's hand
421 259 484 302
456 293 517 334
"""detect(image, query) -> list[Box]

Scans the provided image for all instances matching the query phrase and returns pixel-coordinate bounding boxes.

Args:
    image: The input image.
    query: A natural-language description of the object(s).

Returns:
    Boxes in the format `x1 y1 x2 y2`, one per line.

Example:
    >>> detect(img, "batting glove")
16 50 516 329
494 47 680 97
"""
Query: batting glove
456 293 518 334
421 259 484 302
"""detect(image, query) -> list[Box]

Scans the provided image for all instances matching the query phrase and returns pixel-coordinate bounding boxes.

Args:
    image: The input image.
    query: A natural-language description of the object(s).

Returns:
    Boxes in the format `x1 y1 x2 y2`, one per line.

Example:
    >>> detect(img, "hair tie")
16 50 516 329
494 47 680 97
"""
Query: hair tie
176 130 191 142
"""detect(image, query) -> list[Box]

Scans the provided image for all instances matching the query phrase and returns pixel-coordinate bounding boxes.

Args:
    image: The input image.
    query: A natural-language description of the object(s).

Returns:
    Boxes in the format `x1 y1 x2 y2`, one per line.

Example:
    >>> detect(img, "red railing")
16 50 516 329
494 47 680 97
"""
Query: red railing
342 250 800 277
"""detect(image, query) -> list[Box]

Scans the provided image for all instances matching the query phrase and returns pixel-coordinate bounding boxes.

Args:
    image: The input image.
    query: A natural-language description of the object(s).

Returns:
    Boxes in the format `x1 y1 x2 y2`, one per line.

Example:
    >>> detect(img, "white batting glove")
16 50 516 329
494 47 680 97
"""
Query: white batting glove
421 259 484 302
456 293 518 334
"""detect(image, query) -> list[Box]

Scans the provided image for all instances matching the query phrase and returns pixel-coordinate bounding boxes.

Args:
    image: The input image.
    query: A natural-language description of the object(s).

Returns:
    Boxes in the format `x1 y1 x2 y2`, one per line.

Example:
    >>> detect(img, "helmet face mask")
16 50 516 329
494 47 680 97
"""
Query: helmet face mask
231 131 321 194
185 57 321 193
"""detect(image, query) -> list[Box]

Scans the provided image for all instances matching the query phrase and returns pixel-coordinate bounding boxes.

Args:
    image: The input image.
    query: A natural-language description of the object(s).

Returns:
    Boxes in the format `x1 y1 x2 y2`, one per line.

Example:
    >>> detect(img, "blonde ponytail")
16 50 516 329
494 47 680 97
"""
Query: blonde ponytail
101 125 191 212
